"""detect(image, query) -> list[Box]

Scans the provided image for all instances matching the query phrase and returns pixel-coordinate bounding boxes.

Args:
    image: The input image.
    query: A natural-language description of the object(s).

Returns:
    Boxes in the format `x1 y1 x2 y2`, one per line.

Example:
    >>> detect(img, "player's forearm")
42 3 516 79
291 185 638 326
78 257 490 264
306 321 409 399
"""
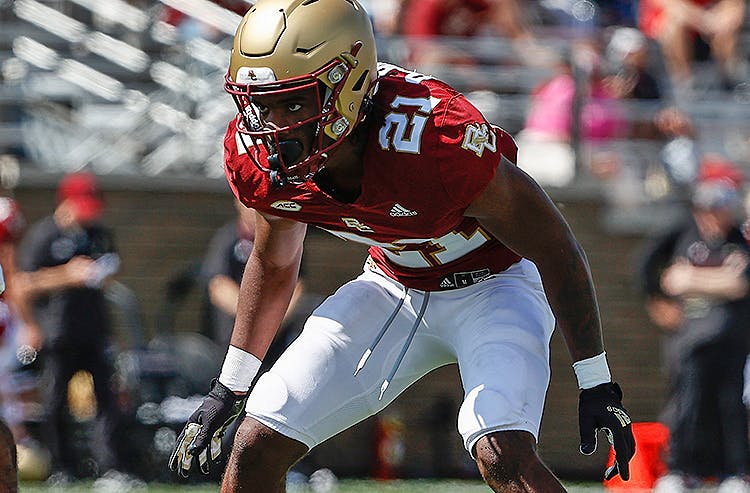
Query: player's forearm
229 253 300 360
467 160 605 362
535 239 605 362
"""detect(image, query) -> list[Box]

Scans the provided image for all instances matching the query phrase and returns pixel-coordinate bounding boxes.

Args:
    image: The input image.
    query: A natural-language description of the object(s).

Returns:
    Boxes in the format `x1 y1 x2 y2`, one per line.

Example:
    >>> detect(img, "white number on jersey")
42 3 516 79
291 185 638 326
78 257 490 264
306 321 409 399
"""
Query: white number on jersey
323 225 491 268
378 95 440 154
376 63 439 154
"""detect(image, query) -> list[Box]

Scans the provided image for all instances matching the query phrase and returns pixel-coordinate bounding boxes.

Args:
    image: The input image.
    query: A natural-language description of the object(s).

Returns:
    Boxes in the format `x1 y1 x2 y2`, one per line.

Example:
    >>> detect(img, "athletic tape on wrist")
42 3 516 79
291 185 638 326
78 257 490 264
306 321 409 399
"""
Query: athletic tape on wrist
572 351 611 390
219 345 261 393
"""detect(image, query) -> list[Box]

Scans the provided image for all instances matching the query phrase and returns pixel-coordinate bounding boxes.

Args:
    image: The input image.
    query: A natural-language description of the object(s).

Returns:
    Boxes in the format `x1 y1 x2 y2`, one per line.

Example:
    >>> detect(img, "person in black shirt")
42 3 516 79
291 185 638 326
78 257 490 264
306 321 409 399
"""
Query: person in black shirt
604 27 662 101
640 175 750 493
200 200 256 349
200 199 319 368
17 172 122 483
198 199 326 483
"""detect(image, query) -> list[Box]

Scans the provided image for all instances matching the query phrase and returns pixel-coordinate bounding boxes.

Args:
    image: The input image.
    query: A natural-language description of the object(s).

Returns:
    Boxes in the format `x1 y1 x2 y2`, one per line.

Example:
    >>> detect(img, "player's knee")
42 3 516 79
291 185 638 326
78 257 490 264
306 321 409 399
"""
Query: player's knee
230 417 307 476
474 430 539 487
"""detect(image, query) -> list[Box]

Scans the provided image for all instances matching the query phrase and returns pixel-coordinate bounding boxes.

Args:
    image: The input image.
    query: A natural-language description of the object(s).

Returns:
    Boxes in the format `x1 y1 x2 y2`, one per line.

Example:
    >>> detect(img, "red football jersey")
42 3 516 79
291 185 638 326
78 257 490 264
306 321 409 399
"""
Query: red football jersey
224 63 521 291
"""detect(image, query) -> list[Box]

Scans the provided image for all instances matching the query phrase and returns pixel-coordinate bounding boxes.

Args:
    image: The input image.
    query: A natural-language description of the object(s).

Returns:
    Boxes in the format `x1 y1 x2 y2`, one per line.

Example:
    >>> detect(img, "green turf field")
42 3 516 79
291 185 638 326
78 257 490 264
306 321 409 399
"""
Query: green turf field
18 479 607 492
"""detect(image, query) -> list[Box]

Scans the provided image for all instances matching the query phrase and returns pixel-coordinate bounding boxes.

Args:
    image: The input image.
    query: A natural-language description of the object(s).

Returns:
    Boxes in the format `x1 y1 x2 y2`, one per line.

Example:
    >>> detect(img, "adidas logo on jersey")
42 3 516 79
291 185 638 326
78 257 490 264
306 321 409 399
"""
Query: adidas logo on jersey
439 278 455 289
389 204 417 217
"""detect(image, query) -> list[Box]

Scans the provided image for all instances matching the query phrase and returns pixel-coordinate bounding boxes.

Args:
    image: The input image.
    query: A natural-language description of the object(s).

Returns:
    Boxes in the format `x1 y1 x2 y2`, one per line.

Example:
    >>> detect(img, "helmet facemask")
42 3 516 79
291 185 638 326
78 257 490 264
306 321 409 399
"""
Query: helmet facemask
225 52 362 187
226 0 377 187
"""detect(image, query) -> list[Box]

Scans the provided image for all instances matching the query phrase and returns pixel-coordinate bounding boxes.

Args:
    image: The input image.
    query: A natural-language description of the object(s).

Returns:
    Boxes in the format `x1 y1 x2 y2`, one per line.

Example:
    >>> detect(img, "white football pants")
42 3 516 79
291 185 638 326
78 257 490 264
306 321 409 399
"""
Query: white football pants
245 258 556 456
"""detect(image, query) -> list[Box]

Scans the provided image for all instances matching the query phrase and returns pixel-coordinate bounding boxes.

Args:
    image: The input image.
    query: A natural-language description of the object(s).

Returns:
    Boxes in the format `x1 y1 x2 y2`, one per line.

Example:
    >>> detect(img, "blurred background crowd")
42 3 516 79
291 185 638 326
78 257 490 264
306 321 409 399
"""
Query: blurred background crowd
1 0 750 490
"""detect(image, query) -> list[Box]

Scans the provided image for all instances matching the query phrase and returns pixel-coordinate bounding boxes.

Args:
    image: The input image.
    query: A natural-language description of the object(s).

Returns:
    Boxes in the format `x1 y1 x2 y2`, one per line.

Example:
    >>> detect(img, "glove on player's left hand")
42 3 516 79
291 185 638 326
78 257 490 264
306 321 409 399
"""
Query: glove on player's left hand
578 382 635 481
169 379 247 478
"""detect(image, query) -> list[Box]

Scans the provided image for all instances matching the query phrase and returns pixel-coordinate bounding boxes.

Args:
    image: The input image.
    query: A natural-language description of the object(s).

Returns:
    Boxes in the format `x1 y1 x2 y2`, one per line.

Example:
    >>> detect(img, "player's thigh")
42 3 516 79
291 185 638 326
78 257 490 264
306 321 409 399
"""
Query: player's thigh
245 272 452 449
452 260 555 454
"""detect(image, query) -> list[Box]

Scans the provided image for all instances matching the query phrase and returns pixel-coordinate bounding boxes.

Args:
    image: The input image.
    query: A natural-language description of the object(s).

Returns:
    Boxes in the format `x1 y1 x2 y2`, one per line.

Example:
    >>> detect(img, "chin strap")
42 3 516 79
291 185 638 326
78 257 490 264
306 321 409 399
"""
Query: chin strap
268 139 304 187
269 170 287 187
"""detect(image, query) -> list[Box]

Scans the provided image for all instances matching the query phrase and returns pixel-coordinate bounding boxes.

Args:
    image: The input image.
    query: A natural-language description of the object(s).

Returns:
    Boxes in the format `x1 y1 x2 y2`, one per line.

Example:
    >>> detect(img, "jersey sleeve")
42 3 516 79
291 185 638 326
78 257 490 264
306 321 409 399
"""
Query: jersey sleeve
434 94 512 210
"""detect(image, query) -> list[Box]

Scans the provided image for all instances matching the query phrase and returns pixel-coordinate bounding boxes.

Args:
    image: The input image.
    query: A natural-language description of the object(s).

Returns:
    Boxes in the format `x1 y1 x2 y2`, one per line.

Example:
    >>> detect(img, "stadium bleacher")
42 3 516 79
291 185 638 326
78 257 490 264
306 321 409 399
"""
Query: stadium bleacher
1 1 748 197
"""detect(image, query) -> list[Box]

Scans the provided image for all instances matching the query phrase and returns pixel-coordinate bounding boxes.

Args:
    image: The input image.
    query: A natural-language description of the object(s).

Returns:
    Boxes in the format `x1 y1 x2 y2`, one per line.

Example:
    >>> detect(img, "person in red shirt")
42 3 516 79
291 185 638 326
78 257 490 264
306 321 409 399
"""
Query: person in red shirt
399 0 534 69
169 1 636 491
0 197 28 493
0 268 16 493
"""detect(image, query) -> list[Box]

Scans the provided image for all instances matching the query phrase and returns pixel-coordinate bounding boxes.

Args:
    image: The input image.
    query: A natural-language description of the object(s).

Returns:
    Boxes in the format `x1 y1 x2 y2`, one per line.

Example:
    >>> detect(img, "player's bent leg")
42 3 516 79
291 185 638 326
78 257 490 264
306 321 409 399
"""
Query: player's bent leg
0 417 17 493
221 416 308 493
474 430 565 493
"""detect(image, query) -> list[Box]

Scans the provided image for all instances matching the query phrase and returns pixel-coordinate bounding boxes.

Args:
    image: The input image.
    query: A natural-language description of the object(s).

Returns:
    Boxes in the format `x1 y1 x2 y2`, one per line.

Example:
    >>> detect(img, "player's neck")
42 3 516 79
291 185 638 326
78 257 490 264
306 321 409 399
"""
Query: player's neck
313 122 368 203
314 153 363 203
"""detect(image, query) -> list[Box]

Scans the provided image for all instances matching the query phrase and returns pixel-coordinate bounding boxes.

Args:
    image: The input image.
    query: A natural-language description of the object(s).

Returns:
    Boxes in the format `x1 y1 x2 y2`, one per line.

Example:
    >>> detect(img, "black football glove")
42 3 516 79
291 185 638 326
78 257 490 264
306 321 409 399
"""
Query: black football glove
578 381 635 481
169 379 247 478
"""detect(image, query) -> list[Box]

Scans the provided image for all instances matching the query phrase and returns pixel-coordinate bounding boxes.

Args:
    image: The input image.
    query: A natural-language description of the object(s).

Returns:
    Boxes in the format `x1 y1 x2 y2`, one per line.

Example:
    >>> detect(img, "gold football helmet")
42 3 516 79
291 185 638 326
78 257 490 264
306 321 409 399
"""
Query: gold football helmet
225 0 377 185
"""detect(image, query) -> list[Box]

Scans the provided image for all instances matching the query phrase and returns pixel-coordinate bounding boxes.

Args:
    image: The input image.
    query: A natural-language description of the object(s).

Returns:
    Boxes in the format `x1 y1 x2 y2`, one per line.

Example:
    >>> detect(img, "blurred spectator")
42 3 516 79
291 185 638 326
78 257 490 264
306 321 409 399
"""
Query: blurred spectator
651 106 700 194
603 27 662 100
598 0 638 28
538 0 637 33
200 199 256 349
515 55 578 186
399 0 537 69
638 163 750 493
198 200 324 483
515 40 627 186
359 0 406 36
638 0 748 96
0 258 18 493
199 200 320 369
17 172 126 484
0 197 53 485
0 197 55 485
0 197 42 453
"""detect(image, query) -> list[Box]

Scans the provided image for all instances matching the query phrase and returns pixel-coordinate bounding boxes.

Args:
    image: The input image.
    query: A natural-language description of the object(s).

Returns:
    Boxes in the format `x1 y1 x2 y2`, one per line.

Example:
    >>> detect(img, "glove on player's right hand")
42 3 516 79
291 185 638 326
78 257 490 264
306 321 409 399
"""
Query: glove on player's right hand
578 382 635 481
169 379 247 478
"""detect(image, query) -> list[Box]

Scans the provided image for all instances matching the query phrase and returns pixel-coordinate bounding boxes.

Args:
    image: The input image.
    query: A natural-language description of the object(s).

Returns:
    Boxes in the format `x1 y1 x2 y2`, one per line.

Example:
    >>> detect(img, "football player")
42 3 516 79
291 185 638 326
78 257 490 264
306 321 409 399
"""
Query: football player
170 0 636 491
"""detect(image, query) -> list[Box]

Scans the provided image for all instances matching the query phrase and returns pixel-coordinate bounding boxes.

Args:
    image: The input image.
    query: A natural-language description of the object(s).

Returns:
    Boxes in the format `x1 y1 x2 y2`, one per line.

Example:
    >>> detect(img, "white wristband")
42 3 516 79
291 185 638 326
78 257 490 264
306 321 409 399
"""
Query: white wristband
572 352 611 390
219 345 262 393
